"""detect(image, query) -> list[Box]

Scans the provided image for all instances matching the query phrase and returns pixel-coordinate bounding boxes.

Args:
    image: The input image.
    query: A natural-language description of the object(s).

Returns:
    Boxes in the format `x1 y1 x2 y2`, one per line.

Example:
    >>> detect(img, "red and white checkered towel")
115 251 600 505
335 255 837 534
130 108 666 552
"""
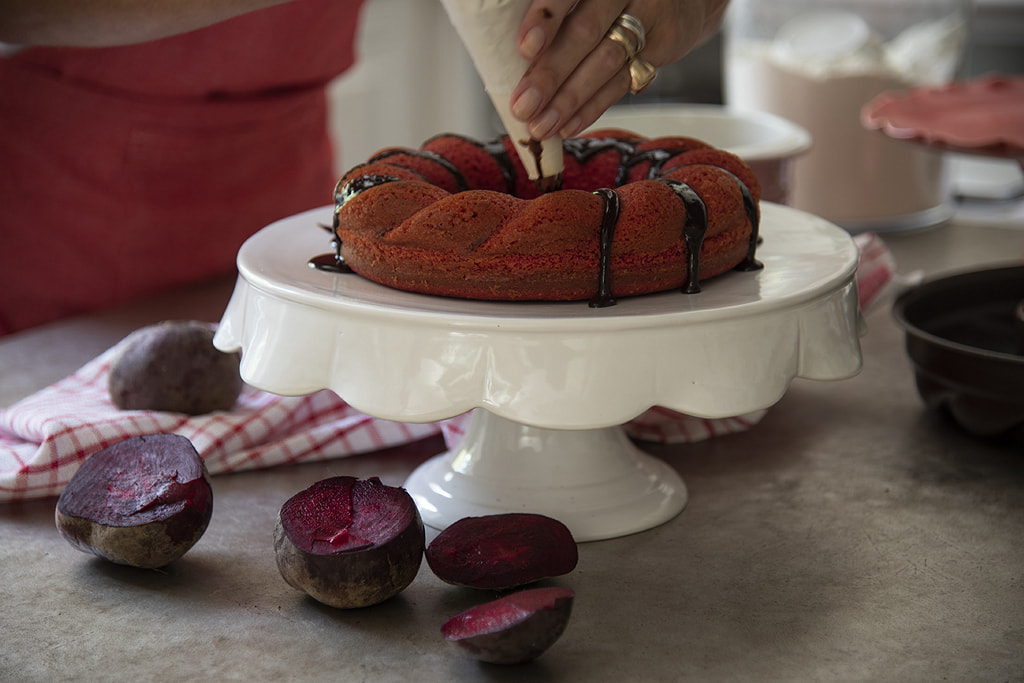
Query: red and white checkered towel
0 233 896 502
0 345 767 502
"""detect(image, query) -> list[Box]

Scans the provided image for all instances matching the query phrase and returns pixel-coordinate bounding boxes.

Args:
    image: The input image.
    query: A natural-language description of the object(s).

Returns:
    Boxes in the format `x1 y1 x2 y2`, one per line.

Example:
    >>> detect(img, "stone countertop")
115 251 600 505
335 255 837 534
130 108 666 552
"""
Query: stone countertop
1 214 1022 682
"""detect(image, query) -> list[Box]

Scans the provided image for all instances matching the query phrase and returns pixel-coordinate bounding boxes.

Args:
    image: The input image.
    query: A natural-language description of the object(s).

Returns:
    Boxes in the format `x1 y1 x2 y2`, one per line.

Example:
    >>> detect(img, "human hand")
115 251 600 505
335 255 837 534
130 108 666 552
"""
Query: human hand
510 0 729 140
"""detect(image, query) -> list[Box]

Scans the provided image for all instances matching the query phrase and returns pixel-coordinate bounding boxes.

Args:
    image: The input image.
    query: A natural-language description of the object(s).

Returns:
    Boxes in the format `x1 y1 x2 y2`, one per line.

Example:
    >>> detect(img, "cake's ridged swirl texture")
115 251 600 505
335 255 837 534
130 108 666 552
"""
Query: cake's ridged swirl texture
331 130 762 304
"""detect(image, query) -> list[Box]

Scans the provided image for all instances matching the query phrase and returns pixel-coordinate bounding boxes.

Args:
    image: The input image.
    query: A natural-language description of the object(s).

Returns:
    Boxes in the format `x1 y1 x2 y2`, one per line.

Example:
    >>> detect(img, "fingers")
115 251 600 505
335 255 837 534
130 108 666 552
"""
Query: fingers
516 0 580 61
557 65 635 138
512 0 728 140
511 0 629 137
529 38 636 139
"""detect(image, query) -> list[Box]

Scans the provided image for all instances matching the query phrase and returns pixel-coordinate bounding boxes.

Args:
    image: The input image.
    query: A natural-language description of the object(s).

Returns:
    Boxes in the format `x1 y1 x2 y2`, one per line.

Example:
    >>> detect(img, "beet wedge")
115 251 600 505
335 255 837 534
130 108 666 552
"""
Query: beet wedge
443 586 576 664
426 513 578 590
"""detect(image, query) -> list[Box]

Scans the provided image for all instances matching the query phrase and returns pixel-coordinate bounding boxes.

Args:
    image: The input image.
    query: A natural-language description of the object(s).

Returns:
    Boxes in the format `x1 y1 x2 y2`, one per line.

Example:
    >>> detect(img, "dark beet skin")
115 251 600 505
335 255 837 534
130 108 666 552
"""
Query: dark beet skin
274 476 424 609
442 586 576 664
426 513 578 590
55 433 214 569
108 320 242 415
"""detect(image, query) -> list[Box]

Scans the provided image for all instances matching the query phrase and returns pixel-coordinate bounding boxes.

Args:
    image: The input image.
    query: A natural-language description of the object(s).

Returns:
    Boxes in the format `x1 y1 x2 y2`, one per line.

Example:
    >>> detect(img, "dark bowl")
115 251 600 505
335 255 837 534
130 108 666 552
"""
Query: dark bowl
892 264 1024 439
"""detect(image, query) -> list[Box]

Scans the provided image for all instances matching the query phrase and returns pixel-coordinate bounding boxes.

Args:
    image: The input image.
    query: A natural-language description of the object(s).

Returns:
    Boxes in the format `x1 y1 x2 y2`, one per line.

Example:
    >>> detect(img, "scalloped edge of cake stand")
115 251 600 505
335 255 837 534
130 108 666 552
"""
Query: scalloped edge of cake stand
405 409 687 542
214 202 862 541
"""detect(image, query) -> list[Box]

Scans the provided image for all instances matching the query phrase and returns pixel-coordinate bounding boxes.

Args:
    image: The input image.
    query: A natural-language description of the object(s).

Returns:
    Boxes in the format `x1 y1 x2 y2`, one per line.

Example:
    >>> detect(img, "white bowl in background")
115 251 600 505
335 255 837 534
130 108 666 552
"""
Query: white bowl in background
591 103 811 205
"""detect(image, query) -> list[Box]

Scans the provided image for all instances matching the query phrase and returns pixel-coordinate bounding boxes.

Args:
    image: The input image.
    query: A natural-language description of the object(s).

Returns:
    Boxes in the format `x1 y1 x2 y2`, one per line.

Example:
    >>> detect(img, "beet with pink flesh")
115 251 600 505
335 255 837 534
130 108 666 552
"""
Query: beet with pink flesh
274 476 424 609
442 586 575 664
426 513 578 590
55 433 213 569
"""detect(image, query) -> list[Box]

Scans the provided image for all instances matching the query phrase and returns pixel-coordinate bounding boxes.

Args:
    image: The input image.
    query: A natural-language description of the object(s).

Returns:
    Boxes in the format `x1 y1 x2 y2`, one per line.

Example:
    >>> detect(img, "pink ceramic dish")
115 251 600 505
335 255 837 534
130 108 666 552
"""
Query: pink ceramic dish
862 74 1024 160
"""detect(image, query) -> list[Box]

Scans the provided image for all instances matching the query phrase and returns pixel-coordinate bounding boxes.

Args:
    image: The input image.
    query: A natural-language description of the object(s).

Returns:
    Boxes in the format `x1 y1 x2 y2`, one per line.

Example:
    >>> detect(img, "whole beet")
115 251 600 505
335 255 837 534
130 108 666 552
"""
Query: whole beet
108 320 242 415
55 433 214 568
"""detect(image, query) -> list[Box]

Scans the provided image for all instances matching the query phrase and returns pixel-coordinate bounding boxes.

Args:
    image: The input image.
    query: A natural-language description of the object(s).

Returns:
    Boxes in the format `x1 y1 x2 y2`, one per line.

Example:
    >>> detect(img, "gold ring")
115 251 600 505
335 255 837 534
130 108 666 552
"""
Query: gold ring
629 57 657 94
615 13 647 54
606 23 639 64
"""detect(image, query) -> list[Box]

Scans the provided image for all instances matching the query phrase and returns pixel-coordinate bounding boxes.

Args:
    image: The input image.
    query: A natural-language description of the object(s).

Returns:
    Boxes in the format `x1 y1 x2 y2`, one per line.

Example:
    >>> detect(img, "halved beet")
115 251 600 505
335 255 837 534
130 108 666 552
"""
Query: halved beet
442 586 575 664
55 433 213 569
426 513 578 590
273 476 424 609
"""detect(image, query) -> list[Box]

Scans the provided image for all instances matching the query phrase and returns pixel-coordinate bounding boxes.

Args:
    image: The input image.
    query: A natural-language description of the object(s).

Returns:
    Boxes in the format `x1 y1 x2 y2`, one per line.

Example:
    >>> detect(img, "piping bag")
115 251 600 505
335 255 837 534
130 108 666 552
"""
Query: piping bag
440 0 564 190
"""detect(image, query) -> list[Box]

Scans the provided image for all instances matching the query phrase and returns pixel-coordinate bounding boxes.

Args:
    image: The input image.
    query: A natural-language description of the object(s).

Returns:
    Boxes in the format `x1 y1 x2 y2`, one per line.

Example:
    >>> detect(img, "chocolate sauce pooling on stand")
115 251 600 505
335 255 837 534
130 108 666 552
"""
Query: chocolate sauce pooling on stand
312 136 762 307
309 174 402 274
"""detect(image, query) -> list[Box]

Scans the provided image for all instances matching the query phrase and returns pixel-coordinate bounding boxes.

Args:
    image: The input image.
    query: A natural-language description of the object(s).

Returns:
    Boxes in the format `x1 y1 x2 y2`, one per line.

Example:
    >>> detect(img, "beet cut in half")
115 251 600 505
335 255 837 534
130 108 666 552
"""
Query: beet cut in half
442 586 575 664
274 476 425 609
426 513 578 590
55 433 214 569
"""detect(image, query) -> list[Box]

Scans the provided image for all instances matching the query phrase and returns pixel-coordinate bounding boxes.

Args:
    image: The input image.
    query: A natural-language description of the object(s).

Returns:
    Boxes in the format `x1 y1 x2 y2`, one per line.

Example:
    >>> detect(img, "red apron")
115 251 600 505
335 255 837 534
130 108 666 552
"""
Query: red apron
0 0 366 335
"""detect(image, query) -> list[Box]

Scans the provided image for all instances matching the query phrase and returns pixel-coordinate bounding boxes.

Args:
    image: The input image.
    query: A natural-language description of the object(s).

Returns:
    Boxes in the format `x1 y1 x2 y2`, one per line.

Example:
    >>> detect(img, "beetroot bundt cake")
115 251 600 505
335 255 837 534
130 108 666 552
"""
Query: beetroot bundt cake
324 129 762 307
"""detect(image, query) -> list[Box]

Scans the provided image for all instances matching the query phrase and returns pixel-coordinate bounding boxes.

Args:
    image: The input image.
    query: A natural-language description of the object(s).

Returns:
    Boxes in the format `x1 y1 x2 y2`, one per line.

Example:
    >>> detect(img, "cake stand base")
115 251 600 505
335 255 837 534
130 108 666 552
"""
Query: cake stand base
404 409 687 542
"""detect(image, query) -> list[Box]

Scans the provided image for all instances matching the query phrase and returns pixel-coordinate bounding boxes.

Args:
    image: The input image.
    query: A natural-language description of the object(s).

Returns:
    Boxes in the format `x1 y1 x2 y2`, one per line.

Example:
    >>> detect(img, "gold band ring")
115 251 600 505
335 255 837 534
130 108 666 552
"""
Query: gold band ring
614 13 647 53
629 57 657 94
606 23 640 64
606 13 657 94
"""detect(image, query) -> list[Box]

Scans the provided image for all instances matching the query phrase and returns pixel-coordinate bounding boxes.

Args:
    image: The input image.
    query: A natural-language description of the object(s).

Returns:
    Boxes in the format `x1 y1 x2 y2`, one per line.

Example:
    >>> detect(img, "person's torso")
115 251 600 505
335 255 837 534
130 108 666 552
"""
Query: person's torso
10 0 367 97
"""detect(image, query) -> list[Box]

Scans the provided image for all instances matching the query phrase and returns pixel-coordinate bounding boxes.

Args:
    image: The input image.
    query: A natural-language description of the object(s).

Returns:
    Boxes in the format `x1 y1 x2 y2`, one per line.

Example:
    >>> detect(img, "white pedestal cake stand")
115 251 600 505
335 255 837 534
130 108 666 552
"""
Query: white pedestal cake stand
214 203 862 541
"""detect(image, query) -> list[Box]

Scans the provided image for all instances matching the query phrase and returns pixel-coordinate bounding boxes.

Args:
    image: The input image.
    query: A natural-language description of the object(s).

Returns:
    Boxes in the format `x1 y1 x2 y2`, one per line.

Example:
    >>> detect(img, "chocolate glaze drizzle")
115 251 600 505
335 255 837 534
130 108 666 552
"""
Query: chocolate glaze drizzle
658 178 710 295
733 178 764 273
423 132 517 195
562 136 638 165
590 188 621 308
481 137 519 195
308 222 352 273
370 148 468 192
561 137 687 186
335 173 402 204
308 174 402 272
316 135 762 307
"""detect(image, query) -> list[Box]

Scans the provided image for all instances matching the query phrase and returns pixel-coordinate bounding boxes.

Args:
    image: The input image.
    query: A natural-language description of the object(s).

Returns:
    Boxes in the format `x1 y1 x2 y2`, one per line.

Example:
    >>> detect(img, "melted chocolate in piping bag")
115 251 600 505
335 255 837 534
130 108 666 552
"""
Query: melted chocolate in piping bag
527 138 564 193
